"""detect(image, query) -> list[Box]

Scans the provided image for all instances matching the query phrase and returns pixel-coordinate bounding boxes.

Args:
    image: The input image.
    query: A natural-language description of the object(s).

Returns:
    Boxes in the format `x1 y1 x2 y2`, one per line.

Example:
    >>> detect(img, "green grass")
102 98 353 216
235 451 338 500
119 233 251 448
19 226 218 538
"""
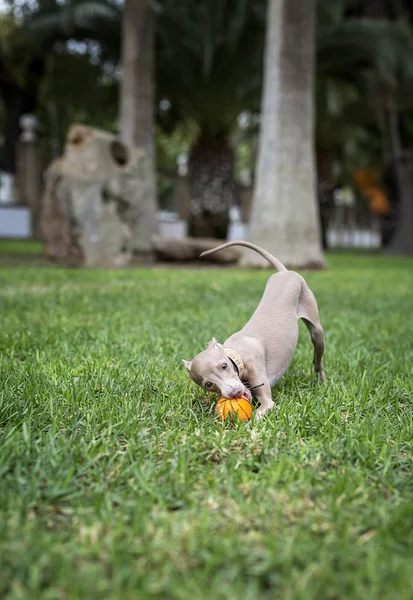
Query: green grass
0 253 412 600
0 239 44 256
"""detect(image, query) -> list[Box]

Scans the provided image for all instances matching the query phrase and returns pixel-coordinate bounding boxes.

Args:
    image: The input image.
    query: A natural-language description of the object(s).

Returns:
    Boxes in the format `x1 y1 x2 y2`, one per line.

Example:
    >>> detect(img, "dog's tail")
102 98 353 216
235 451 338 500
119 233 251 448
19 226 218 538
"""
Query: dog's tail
200 241 287 272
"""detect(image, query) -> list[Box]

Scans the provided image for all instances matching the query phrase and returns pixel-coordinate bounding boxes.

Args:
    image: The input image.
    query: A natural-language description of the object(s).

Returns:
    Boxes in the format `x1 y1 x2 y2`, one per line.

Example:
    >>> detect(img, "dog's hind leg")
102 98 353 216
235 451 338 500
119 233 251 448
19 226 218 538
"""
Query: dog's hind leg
298 282 326 382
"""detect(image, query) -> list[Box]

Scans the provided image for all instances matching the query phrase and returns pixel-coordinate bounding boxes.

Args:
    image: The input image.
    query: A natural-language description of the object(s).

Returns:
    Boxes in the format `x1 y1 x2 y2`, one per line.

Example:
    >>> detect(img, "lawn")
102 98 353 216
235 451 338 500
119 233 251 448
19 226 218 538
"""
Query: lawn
0 250 412 600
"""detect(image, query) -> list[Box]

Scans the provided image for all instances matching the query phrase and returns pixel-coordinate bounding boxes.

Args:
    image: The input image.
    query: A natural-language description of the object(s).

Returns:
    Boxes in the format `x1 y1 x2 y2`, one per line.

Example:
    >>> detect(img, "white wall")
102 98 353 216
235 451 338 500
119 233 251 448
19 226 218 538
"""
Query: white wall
0 207 32 238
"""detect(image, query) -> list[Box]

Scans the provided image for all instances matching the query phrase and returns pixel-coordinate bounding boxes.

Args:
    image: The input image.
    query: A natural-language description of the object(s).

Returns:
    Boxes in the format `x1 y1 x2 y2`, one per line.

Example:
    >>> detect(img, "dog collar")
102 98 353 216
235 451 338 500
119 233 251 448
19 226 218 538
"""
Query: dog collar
223 347 244 379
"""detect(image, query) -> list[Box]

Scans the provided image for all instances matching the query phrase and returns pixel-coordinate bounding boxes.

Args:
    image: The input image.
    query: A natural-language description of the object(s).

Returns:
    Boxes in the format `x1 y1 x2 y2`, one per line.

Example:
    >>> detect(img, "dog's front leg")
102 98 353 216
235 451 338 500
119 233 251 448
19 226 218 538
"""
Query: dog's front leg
251 379 274 420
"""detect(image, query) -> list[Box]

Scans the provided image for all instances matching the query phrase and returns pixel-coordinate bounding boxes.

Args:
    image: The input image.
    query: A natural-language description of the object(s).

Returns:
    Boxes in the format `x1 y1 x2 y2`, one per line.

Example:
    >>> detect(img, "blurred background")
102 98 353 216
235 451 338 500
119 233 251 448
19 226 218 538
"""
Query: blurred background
1 0 413 266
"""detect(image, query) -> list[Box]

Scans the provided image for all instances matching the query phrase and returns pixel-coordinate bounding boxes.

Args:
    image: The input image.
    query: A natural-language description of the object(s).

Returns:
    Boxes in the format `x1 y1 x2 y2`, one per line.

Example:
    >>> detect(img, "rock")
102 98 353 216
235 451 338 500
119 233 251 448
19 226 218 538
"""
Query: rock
151 236 240 263
41 124 156 267
41 159 70 261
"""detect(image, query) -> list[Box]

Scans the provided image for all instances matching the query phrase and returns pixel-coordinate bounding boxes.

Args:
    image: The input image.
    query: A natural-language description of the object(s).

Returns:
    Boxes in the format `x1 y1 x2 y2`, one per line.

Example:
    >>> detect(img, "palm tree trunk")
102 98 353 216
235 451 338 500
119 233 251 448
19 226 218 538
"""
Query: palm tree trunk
360 0 400 249
119 0 157 254
0 81 36 175
385 108 413 255
316 150 335 250
386 162 413 255
0 86 22 175
188 138 234 239
362 0 389 18
241 0 325 268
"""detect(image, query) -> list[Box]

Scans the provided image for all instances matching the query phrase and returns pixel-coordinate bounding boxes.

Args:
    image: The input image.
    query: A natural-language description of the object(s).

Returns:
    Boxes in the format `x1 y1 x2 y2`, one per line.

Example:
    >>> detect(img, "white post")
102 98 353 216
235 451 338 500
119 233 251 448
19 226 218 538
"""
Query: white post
18 114 42 238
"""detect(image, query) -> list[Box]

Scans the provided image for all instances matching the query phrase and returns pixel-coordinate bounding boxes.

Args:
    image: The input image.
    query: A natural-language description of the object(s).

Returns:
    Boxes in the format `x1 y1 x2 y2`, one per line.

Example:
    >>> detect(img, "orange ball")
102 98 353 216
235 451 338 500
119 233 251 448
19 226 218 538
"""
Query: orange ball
216 397 252 421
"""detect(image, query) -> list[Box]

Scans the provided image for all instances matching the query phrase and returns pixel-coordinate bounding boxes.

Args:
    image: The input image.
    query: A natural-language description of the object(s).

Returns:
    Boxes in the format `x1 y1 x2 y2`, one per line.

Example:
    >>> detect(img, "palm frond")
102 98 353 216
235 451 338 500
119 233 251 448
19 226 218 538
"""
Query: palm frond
26 0 120 44
156 0 265 138
73 1 121 30
318 18 413 90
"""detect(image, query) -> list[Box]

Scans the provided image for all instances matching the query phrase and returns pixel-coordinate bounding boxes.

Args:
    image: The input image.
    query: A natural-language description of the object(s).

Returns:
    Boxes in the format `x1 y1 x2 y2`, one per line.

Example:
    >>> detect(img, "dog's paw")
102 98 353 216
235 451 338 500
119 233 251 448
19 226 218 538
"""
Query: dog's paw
254 403 274 421
254 410 265 421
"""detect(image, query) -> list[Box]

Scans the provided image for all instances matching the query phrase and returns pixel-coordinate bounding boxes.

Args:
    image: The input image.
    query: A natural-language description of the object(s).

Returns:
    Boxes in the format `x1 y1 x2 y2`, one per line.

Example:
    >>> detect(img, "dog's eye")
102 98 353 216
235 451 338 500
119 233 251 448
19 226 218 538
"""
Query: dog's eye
221 363 228 370
205 382 213 389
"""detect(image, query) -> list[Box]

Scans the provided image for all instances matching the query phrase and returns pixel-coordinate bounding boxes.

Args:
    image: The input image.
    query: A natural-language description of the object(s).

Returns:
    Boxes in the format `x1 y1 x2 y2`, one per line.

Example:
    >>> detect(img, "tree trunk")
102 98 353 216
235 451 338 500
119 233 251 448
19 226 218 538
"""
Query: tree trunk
119 0 157 254
361 0 400 249
241 0 325 268
362 0 391 18
188 138 234 239
0 82 35 175
381 157 398 247
386 161 413 255
316 150 335 250
385 108 413 255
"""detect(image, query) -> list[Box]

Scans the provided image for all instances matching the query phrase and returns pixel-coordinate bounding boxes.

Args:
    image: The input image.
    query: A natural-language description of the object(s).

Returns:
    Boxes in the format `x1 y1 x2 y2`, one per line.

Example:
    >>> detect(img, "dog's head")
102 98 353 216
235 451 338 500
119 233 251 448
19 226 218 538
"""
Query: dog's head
182 338 251 400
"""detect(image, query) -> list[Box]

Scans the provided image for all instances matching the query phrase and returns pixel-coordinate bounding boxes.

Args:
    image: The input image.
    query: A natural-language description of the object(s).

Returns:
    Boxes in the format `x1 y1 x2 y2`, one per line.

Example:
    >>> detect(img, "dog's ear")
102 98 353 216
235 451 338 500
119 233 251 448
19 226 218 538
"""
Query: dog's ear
207 338 223 349
182 359 192 373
